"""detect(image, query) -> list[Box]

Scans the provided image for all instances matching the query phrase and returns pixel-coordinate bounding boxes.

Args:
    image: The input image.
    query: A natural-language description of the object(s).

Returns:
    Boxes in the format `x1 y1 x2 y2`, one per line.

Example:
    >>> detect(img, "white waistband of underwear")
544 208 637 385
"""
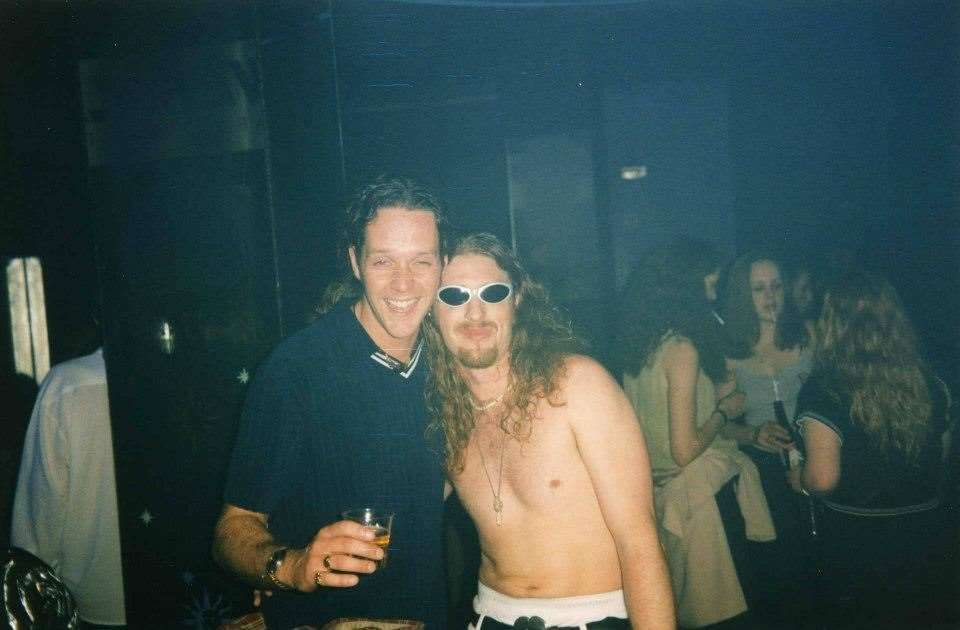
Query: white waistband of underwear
472 581 627 628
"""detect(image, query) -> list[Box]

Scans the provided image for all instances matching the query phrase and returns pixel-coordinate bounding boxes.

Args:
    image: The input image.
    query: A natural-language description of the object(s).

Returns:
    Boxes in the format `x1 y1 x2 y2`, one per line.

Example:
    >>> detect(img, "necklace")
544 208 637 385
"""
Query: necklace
476 428 507 526
470 388 507 411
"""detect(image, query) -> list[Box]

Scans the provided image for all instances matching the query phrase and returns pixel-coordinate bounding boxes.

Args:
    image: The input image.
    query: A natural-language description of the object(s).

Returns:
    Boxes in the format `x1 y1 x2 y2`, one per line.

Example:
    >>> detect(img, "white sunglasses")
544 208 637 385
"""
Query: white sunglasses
436 282 513 307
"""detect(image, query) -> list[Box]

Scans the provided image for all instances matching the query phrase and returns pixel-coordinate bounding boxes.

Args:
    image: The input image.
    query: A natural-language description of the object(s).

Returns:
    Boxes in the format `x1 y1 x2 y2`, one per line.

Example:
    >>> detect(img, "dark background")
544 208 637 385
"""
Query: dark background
1 1 957 627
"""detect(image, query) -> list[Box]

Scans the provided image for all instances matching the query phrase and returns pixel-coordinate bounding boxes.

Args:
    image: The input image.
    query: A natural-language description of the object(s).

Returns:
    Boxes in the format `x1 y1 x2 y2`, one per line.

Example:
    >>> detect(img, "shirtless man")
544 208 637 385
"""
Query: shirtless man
423 233 675 629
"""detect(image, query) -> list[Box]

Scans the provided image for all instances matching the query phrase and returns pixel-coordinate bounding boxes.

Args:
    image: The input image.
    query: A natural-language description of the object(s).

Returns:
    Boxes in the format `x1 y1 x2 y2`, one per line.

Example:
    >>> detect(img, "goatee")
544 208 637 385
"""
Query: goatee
455 346 499 369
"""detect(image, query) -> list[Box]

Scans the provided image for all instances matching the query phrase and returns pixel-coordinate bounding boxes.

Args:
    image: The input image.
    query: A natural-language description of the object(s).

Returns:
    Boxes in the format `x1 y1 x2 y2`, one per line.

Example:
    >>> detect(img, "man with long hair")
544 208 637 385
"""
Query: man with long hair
424 233 674 629
213 176 449 629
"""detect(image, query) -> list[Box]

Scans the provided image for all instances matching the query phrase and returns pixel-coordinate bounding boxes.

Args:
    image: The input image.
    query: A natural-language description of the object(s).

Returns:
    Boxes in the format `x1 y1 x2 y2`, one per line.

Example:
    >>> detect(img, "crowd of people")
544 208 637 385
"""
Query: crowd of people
615 237 955 629
211 180 952 629
6 176 956 630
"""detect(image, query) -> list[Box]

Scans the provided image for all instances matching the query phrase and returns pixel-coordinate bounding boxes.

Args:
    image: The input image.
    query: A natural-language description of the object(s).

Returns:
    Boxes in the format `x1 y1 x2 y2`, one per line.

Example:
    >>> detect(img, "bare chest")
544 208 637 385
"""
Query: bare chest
454 408 588 523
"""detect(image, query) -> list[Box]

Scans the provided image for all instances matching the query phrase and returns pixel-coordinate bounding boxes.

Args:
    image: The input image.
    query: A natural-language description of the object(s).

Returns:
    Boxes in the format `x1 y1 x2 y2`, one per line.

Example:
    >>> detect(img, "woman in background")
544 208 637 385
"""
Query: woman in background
616 238 773 629
719 252 813 626
789 261 822 338
792 271 952 627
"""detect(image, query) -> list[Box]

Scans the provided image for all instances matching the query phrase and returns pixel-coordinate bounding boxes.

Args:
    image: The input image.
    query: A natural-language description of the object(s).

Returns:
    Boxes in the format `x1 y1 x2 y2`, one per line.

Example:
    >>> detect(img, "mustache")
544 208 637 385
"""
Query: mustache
456 322 496 333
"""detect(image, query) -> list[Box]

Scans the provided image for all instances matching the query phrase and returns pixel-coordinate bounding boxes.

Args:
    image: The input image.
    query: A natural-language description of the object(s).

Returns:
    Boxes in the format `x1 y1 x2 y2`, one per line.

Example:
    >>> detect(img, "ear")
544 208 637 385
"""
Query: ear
348 246 361 281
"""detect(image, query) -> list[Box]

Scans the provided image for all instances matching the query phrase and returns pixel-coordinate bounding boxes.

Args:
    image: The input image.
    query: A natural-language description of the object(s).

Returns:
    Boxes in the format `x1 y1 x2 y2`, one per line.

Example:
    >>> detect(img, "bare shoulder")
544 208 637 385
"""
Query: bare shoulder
559 354 618 393
556 355 633 420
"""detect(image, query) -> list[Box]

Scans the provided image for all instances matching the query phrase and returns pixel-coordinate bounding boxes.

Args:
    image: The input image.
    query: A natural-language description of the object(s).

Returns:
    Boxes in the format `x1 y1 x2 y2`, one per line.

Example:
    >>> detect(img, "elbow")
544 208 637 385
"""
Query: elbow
670 445 697 468
802 467 838 495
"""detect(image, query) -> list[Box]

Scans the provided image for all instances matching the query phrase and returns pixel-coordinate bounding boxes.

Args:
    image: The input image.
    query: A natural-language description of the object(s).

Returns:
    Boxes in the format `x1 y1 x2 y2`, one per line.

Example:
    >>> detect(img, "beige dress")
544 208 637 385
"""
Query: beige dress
624 334 775 628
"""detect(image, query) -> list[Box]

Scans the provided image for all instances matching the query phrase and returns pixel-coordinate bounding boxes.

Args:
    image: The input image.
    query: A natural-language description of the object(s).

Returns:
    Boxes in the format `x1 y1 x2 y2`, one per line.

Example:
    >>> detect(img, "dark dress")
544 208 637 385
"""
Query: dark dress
794 375 952 628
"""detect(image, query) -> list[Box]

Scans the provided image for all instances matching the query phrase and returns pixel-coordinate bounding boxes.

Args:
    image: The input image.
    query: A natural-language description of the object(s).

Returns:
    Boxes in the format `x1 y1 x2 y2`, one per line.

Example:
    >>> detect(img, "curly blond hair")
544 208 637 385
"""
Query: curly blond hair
814 271 933 462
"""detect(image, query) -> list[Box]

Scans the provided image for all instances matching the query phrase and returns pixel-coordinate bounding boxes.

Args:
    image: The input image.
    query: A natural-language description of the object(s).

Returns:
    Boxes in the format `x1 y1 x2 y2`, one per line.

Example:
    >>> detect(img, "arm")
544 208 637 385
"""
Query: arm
566 357 676 630
212 504 383 591
721 417 791 452
214 349 382 591
713 369 753 446
719 420 755 445
716 359 789 450
662 338 730 467
796 417 841 495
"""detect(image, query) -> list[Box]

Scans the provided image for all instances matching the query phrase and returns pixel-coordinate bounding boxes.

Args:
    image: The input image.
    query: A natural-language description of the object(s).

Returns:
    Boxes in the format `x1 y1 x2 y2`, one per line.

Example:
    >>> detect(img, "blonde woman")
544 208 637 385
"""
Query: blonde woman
792 271 952 627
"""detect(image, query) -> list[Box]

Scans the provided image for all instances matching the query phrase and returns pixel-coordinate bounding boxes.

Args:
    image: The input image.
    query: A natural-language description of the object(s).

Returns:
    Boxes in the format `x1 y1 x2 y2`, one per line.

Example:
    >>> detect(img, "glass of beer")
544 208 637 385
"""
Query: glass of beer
341 508 394 569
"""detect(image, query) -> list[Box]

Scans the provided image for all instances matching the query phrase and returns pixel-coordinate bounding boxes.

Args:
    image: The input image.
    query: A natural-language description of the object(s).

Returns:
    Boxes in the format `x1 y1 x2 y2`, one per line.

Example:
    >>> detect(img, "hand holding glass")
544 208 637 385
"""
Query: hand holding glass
342 508 394 568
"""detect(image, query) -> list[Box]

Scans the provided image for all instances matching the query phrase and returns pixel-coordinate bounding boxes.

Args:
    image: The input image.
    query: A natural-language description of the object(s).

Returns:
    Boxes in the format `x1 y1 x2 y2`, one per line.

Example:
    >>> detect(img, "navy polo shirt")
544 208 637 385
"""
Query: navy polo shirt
224 302 447 629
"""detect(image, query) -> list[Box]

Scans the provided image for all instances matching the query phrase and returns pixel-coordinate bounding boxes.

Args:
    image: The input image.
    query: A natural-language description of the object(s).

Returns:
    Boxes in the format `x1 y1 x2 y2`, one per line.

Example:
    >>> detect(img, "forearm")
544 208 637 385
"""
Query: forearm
212 510 286 589
719 420 756 446
697 409 727 450
618 536 676 629
676 409 726 465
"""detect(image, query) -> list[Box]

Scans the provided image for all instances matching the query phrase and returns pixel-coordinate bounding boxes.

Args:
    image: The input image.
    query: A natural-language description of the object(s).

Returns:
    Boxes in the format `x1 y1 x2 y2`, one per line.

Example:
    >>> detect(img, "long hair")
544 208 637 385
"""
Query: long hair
317 175 451 315
424 233 583 474
813 271 932 462
614 237 727 384
721 251 807 359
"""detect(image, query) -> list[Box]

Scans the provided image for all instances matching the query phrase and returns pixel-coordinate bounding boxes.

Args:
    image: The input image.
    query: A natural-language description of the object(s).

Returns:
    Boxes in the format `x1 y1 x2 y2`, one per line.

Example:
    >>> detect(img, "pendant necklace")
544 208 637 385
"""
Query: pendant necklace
476 427 507 526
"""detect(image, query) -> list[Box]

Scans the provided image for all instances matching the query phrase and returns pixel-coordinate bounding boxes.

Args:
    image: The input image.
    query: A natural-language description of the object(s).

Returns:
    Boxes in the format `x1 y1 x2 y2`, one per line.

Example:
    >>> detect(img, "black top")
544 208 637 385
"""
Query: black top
794 375 949 515
224 302 447 629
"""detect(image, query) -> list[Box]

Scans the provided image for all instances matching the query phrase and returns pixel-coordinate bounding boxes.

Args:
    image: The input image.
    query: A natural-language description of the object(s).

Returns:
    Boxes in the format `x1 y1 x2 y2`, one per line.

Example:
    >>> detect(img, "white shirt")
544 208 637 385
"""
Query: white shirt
11 348 126 625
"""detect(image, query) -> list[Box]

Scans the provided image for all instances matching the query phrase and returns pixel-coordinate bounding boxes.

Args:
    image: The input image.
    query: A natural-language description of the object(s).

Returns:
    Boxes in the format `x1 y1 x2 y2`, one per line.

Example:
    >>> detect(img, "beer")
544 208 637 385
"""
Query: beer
371 526 391 568
342 508 395 570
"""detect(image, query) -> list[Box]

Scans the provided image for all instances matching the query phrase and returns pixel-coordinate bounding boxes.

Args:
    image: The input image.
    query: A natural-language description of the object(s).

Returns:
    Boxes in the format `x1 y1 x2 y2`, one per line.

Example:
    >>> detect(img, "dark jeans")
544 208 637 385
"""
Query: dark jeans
741 448 816 629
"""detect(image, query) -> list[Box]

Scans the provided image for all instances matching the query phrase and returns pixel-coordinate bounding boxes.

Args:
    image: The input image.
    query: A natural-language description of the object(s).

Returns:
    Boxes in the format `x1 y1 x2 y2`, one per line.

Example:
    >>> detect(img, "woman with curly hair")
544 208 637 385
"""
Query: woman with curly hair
615 237 775 629
792 271 952 627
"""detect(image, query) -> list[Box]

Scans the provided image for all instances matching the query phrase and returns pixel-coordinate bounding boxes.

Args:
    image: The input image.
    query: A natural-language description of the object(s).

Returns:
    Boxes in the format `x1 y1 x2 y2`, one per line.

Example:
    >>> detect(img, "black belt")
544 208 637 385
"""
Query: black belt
472 613 629 629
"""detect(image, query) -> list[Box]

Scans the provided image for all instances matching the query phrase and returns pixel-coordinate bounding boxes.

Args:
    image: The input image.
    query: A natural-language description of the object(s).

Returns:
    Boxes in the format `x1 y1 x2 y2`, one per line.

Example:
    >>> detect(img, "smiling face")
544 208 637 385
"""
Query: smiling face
433 253 515 371
749 259 785 324
349 206 441 358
